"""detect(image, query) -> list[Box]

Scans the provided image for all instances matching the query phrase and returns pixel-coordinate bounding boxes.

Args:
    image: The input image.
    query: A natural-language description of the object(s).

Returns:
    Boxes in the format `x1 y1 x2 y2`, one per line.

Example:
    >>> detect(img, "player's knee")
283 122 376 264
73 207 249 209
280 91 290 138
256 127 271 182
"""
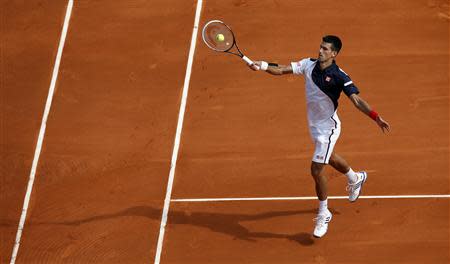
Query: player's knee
310 162 324 179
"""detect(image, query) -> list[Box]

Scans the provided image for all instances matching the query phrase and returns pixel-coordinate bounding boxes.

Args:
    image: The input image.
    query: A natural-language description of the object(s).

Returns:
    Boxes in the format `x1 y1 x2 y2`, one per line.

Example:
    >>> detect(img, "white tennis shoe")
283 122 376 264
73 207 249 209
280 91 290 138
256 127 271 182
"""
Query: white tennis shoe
313 209 332 238
347 171 368 202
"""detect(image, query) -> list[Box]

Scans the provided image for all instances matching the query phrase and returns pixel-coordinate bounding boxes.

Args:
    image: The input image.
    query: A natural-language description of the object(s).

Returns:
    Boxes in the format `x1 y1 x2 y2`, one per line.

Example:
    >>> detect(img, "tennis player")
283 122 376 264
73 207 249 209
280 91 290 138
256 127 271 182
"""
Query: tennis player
248 35 390 238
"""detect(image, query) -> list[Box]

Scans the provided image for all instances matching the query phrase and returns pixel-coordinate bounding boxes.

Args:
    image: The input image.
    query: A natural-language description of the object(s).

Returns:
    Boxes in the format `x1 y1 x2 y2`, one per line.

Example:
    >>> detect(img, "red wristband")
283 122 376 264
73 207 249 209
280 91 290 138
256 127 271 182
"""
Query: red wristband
369 110 379 121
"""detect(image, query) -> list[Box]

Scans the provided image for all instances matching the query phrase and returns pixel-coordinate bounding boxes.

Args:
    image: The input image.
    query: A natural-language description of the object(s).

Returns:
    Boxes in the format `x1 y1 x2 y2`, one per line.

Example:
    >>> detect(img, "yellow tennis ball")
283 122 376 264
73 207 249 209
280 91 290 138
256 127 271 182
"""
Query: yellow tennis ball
216 33 225 42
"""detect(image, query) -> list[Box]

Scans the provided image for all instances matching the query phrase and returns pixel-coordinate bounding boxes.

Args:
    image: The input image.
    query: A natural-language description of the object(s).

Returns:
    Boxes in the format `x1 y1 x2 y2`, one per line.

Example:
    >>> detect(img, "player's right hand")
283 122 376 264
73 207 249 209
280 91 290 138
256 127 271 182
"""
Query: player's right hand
249 61 261 71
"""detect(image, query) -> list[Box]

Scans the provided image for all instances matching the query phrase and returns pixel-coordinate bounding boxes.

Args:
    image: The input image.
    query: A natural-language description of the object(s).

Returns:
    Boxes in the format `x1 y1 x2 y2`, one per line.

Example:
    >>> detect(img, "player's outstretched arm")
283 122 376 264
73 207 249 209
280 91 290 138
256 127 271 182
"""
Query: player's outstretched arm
349 94 391 133
249 61 293 75
266 64 293 75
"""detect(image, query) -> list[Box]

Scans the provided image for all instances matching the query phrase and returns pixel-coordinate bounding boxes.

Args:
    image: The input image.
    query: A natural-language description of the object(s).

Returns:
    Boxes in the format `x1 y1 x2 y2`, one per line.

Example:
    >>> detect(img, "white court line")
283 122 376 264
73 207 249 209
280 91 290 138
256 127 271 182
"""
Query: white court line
172 194 450 202
153 1 203 263
9 1 74 263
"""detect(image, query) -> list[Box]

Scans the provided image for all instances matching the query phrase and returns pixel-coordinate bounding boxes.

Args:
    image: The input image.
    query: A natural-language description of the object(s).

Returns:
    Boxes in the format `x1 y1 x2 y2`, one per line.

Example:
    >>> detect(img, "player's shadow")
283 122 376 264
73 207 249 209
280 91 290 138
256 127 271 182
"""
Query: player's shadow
40 205 340 246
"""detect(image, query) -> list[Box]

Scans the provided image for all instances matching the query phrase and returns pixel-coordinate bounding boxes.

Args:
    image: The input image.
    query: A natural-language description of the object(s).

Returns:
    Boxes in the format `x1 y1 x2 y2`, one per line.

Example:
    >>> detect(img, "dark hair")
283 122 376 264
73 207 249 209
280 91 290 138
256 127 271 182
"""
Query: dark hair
322 35 342 53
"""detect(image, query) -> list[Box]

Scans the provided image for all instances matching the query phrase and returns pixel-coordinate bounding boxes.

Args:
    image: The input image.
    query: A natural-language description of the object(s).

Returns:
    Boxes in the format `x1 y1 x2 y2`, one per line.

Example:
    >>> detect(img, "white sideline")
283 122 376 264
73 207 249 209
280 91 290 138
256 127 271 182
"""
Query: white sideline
153 1 203 263
10 1 74 263
171 194 450 202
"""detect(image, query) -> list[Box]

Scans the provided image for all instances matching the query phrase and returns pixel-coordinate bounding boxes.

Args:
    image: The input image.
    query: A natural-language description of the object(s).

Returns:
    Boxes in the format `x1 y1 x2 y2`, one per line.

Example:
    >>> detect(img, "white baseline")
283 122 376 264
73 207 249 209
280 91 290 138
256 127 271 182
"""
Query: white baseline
10 1 74 263
172 194 450 202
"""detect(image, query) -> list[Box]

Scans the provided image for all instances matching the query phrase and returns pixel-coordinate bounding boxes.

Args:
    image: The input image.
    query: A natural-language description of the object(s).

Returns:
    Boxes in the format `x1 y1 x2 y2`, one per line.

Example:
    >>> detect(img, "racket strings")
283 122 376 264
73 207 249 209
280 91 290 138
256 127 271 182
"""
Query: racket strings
202 21 235 52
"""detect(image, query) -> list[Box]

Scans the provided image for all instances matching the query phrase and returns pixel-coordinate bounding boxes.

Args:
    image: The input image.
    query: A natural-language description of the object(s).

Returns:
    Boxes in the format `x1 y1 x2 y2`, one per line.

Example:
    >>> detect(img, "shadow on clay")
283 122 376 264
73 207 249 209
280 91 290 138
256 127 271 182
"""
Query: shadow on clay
35 206 341 246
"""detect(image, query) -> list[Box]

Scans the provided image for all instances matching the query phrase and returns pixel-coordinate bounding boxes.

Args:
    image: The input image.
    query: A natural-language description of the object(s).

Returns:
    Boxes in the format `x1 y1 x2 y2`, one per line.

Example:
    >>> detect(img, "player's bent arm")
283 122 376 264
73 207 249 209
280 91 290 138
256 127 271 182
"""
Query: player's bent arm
349 94 391 133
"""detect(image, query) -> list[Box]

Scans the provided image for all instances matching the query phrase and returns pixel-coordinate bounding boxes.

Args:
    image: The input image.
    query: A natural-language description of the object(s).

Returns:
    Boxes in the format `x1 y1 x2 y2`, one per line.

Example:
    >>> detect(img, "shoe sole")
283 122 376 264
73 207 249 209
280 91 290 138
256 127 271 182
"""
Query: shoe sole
313 233 326 238
350 171 367 203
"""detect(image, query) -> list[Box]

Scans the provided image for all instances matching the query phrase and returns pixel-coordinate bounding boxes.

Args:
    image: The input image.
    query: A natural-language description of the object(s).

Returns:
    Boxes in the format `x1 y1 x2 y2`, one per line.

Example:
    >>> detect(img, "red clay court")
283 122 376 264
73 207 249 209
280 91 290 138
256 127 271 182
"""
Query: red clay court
1 0 449 263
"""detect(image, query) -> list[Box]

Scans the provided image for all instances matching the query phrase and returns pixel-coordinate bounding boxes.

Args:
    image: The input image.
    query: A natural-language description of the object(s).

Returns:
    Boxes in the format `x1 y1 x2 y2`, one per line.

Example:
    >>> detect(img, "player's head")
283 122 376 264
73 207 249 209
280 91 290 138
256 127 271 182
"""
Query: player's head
322 35 342 53
319 35 342 62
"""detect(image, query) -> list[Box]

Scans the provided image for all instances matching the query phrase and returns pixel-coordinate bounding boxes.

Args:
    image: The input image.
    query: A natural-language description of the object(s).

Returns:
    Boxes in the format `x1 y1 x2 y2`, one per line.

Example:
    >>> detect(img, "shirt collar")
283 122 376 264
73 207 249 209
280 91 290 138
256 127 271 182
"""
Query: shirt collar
315 60 337 72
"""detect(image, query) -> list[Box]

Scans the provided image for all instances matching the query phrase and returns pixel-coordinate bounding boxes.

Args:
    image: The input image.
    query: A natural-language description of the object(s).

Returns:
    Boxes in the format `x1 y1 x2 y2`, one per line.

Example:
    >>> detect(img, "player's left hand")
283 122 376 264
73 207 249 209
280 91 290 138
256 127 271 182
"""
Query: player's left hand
376 116 390 133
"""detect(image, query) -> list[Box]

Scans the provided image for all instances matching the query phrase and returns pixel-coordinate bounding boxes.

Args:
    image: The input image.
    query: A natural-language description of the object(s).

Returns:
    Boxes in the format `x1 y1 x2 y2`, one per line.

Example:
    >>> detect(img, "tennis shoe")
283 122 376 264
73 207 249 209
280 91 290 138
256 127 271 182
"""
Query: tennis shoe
347 171 367 202
313 209 332 238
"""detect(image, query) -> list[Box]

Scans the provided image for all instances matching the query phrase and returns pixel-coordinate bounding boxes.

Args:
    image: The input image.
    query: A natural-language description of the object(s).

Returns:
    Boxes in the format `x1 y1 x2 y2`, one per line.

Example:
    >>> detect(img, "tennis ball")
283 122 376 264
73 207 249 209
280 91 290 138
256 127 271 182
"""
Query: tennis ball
216 33 225 42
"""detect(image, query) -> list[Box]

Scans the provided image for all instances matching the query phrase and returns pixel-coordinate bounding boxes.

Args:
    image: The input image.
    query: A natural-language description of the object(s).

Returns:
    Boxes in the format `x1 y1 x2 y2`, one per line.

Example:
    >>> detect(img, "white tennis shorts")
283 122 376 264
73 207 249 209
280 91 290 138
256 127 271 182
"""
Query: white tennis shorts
310 113 341 164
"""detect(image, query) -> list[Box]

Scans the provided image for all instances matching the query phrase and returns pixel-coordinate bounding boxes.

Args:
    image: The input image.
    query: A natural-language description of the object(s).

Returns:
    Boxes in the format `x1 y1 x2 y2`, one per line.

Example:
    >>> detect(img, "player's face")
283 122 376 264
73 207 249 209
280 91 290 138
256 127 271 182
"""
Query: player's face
318 42 337 62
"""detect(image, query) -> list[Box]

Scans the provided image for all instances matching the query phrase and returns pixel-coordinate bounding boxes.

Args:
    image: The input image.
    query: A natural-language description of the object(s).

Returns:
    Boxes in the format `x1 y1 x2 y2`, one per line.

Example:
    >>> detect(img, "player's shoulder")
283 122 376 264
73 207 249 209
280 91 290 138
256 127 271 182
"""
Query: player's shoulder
333 64 352 80
300 57 317 67
304 57 317 63
292 57 316 69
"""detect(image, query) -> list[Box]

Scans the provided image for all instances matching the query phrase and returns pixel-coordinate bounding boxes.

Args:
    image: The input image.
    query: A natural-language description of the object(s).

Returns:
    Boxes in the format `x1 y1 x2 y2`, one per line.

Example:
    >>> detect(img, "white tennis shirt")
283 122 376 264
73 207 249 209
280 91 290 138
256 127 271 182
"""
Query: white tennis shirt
291 58 359 129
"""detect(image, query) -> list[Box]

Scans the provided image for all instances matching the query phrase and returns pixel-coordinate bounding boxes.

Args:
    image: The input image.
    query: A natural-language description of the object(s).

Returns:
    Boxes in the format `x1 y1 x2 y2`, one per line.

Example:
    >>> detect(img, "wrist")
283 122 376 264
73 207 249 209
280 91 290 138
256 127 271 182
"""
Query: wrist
369 110 379 121
260 61 269 71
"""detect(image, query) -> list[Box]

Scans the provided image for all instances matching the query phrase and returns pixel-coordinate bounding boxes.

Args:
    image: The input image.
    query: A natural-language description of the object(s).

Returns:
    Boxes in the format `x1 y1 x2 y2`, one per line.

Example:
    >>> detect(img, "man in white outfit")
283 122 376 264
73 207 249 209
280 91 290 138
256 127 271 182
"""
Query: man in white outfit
249 35 390 238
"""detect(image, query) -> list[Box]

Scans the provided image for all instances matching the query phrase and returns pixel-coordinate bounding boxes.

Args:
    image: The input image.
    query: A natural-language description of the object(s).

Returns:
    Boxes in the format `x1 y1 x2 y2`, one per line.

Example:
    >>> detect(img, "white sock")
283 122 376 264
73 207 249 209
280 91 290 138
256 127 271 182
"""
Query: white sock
319 199 328 214
345 168 358 183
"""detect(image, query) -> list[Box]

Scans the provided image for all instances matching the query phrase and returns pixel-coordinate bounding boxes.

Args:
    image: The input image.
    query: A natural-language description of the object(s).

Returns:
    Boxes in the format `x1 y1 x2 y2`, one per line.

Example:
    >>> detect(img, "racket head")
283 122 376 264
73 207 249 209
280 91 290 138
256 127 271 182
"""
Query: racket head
202 20 235 52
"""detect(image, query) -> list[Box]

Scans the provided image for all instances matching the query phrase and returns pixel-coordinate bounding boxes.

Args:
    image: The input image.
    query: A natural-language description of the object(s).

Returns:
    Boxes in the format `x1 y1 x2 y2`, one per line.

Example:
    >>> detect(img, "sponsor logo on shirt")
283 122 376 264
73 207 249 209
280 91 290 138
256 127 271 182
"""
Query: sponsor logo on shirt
325 76 331 82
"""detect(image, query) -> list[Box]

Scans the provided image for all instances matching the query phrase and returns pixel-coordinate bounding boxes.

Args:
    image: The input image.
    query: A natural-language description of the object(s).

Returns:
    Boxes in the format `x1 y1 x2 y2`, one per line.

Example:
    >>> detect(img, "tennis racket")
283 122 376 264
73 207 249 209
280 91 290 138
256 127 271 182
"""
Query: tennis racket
202 20 258 68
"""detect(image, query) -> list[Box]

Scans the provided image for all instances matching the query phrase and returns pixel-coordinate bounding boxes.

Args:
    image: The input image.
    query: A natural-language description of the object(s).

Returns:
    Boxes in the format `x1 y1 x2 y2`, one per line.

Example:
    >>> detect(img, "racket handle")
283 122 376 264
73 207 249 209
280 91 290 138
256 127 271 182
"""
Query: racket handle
242 56 254 65
242 56 260 70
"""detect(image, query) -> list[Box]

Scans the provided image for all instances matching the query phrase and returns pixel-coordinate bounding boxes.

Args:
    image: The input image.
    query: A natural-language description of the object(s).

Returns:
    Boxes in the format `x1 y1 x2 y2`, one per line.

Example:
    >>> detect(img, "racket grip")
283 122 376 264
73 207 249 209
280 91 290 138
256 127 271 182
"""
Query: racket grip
242 56 260 70
242 56 254 65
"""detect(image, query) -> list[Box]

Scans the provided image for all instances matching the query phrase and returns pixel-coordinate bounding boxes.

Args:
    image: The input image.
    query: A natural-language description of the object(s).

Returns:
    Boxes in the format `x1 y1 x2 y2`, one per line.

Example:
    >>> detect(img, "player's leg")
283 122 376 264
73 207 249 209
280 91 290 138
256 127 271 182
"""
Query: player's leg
309 114 342 237
329 152 368 202
310 139 333 238
310 161 332 238
328 152 350 174
329 152 357 183
311 161 327 201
